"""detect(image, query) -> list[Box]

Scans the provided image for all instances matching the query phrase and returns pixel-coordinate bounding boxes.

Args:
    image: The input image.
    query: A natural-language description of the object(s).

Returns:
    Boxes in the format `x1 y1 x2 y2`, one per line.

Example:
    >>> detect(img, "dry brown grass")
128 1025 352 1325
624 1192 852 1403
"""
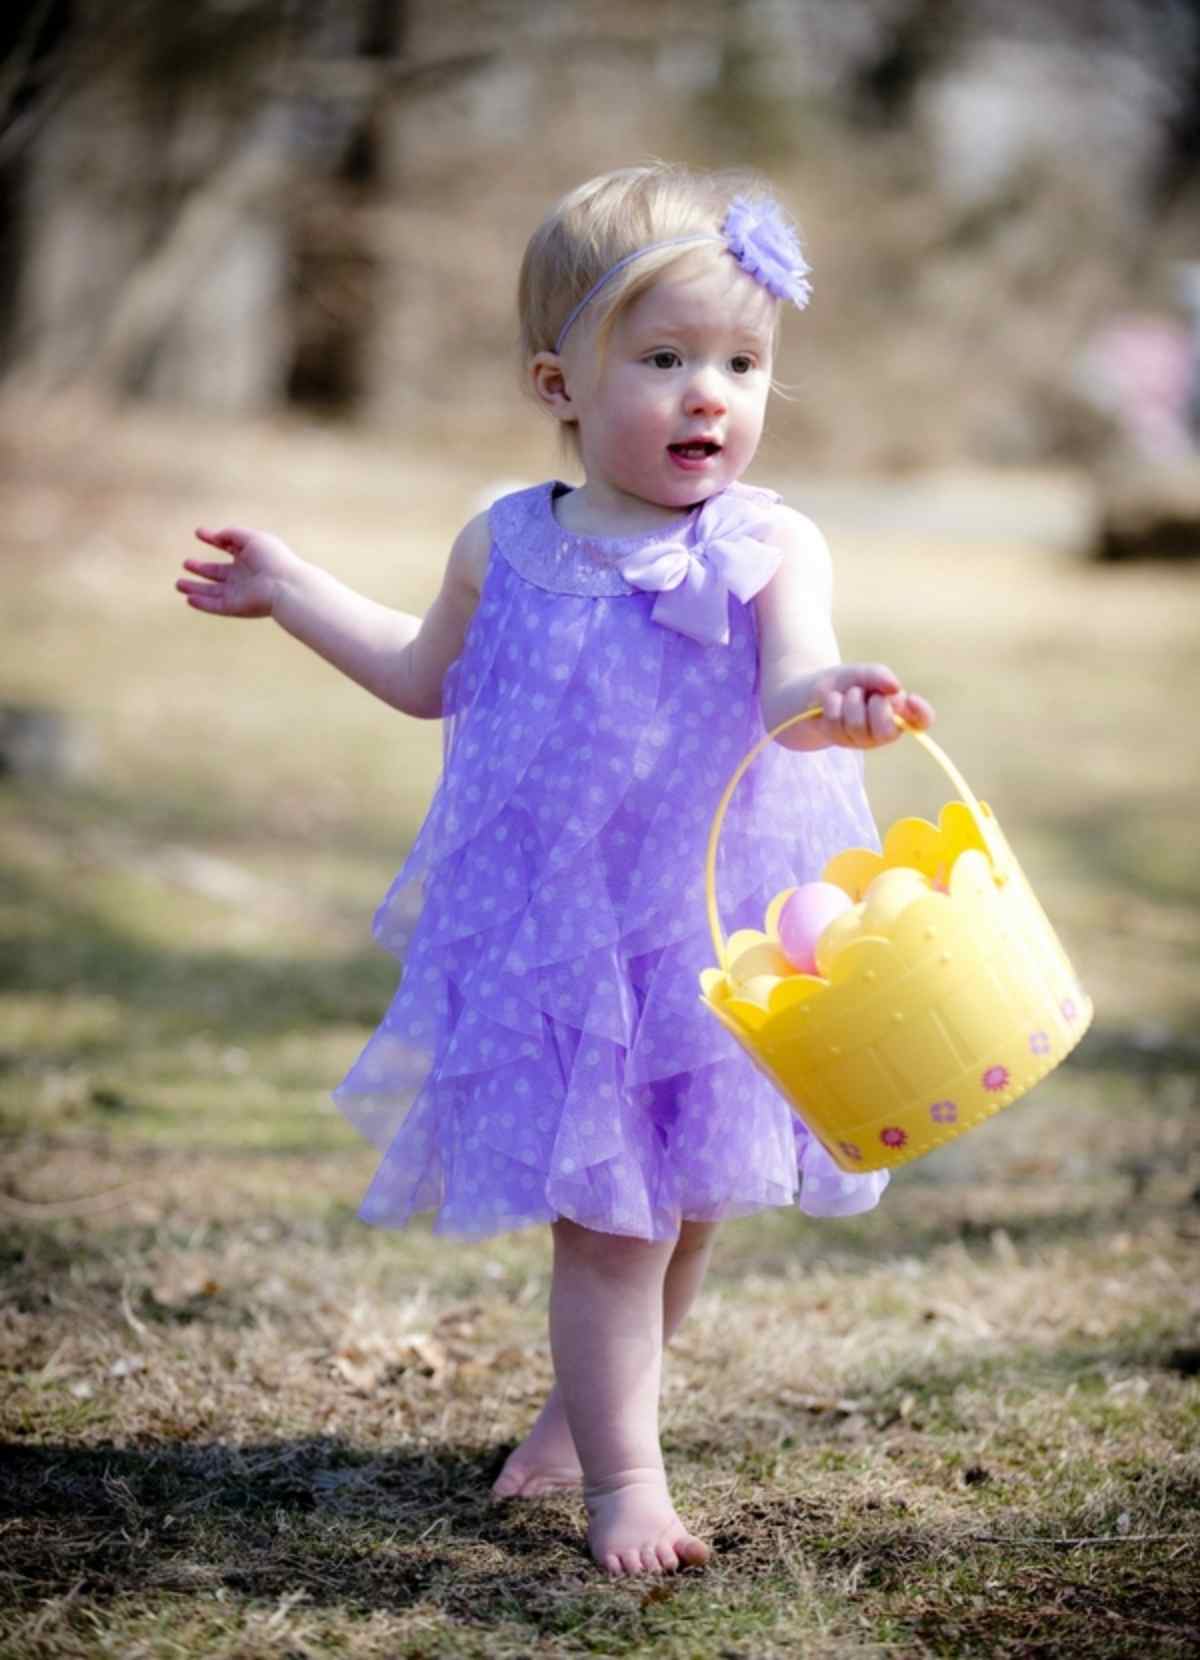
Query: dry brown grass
1 392 1198 1657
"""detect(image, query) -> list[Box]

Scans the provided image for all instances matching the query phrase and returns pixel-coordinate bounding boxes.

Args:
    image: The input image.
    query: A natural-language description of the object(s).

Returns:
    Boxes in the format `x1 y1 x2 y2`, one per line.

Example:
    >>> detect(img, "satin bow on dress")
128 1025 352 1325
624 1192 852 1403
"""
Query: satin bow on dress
617 490 783 646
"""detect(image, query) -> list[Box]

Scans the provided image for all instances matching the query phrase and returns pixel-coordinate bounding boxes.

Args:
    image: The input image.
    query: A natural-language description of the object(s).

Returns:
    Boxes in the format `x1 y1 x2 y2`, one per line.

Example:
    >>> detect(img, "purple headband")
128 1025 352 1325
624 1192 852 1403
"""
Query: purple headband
554 194 812 354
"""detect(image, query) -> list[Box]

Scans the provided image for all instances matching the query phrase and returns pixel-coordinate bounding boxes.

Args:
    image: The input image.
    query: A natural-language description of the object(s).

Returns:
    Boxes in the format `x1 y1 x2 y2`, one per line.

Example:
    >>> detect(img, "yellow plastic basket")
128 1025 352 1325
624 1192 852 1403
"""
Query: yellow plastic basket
699 710 1093 1172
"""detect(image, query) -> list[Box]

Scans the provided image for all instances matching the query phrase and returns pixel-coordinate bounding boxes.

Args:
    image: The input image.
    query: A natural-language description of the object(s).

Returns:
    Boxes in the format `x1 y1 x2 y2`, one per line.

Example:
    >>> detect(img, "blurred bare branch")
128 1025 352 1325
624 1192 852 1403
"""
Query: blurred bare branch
0 0 57 123
0 0 74 163
275 49 498 104
87 122 289 393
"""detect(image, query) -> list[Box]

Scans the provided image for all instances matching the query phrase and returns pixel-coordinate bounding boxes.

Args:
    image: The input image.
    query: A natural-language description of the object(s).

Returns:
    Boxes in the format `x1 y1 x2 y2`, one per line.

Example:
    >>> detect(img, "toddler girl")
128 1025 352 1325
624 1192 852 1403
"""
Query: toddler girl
177 162 934 1577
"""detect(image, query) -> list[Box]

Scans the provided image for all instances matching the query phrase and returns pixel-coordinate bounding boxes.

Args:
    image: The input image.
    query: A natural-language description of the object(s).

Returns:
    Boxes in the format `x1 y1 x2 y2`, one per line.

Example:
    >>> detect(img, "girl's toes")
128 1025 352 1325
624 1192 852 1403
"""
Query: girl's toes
586 1478 709 1576
677 1534 711 1568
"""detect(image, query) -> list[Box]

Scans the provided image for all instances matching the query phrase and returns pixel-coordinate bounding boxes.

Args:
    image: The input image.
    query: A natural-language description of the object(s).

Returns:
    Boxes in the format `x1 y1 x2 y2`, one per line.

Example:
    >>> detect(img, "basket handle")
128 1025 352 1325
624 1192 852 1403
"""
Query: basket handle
703 708 1010 969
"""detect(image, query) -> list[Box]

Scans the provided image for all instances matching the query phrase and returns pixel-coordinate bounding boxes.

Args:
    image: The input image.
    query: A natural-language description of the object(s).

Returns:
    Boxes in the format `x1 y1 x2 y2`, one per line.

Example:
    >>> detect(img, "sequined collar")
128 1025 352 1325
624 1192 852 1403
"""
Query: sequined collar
546 484 700 561
490 480 778 603
487 483 697 598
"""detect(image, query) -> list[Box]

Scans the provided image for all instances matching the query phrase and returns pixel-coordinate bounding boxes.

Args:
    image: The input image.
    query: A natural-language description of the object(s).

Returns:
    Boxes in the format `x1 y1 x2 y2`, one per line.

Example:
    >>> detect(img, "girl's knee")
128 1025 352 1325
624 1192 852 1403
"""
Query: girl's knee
552 1217 674 1277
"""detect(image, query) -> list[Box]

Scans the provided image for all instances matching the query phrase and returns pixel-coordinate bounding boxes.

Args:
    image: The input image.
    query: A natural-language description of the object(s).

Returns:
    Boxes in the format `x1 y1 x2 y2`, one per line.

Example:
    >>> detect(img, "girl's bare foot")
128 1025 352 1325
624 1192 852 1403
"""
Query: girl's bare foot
491 1384 584 1499
585 1468 710 1576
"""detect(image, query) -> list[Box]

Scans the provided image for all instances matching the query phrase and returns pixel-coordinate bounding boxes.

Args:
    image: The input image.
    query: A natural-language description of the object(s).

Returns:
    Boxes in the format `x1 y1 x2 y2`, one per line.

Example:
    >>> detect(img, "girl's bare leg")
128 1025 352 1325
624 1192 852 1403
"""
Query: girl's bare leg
489 1379 581 1498
663 1220 720 1337
546 1218 711 1575
492 1220 718 1499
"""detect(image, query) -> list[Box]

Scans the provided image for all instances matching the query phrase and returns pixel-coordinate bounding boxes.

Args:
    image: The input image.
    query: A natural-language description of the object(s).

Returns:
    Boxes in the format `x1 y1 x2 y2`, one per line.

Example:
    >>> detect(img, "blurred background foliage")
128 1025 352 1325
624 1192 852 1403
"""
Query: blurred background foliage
3 0 1200 470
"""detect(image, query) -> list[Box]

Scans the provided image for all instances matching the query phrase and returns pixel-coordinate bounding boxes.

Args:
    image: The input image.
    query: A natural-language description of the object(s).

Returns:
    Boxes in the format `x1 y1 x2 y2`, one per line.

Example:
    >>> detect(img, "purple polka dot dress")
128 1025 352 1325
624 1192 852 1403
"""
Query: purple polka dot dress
334 481 890 1239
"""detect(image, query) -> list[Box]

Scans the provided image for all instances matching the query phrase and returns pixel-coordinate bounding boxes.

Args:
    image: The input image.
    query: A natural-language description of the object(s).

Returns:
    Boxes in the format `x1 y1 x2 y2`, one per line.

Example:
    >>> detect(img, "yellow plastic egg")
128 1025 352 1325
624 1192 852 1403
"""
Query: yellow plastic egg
741 973 784 1007
813 902 866 976
861 867 931 931
727 940 792 986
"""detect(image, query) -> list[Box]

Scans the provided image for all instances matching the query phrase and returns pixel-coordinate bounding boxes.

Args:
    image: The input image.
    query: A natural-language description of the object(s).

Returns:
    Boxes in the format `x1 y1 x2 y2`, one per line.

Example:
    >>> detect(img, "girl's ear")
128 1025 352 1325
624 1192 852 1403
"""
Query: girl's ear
529 352 575 425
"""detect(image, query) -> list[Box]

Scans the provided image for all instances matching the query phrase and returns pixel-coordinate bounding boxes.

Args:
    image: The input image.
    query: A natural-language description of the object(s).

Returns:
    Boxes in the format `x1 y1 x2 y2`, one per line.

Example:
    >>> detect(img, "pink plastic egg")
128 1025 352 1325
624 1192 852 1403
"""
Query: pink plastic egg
777 881 853 975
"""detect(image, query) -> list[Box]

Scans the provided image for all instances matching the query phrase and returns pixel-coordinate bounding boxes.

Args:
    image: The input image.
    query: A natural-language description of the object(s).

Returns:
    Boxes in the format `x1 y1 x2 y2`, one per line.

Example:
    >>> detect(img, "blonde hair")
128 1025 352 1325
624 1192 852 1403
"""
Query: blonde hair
518 162 779 365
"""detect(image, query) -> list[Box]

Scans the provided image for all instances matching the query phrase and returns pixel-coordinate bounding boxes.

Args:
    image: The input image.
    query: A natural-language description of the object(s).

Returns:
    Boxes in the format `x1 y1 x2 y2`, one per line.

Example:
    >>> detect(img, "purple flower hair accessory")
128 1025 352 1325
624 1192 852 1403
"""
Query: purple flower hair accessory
722 196 813 309
552 191 814 352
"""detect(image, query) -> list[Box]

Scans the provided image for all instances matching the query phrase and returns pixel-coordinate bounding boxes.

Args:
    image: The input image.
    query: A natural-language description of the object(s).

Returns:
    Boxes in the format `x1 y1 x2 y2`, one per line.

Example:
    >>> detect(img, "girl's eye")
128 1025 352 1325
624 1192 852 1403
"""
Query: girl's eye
648 350 681 370
730 354 755 375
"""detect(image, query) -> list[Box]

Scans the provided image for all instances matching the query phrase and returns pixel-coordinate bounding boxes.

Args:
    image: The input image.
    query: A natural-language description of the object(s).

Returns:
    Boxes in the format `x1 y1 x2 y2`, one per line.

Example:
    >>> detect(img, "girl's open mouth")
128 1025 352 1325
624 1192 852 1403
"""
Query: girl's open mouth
668 442 721 460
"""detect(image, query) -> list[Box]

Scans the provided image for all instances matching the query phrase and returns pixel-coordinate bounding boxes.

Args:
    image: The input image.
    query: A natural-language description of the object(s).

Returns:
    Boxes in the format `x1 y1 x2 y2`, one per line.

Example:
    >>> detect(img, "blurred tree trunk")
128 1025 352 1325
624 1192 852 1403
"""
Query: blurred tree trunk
3 1 423 415
283 0 410 412
84 116 291 410
0 0 72 376
2 1 336 412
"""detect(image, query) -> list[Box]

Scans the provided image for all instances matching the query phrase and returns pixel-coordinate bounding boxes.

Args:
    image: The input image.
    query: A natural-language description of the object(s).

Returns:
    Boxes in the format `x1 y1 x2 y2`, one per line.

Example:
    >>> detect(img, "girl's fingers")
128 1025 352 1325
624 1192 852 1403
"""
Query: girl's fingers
838 662 900 696
195 526 249 553
894 692 934 730
181 559 228 581
817 677 932 749
177 581 224 608
867 694 896 743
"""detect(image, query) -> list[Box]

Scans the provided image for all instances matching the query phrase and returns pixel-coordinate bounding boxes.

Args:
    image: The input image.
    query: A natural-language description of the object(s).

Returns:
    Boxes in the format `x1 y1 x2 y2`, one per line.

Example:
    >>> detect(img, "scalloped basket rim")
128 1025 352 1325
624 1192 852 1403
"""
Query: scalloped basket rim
707 845 1003 1017
822 798 999 900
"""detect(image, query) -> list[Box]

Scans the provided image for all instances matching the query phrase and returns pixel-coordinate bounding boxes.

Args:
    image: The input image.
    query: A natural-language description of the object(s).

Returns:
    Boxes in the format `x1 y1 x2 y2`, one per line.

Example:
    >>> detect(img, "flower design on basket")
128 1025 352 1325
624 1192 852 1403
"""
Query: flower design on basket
838 1140 863 1162
722 196 813 308
1061 997 1079 1023
619 491 782 646
880 1126 907 1149
930 1100 958 1124
982 1064 1010 1092
1029 1030 1051 1055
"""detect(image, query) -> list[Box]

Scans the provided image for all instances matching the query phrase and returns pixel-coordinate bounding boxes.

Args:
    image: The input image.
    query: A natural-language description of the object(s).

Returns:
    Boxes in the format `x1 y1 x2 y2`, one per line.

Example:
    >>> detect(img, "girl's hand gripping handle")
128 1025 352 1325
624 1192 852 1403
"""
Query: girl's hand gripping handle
766 662 936 753
177 526 303 619
807 663 935 750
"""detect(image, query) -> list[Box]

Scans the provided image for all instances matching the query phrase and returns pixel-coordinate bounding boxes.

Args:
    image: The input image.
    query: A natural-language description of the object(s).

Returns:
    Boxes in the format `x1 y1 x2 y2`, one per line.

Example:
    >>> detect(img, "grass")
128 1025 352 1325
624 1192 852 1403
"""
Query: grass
1 393 1199 1657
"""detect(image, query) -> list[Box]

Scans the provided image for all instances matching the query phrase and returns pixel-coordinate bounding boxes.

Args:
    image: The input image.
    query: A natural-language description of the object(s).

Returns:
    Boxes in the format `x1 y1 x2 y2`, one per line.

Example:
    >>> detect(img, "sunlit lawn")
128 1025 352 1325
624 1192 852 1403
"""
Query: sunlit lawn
2 396 1198 1657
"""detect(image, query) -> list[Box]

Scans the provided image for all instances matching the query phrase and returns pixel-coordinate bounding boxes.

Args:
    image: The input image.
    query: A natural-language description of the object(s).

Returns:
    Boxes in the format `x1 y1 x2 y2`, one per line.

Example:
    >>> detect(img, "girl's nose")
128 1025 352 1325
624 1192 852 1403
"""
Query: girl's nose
684 369 727 417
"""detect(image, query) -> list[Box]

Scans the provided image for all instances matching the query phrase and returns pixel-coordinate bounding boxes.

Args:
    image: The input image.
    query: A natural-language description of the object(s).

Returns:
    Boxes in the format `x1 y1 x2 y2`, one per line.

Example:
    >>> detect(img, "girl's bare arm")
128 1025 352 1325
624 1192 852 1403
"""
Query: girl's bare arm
754 508 933 750
177 513 490 718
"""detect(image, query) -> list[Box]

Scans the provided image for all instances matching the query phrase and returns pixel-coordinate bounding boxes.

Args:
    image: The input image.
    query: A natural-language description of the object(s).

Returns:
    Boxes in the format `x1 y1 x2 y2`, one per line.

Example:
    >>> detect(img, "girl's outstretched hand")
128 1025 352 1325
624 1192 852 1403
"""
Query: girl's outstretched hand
176 526 301 619
806 663 934 749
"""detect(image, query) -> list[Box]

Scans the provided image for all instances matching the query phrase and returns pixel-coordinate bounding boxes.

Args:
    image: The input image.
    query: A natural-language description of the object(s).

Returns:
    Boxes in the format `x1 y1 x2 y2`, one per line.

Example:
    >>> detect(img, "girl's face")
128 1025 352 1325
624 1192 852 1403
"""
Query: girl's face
561 252 776 520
